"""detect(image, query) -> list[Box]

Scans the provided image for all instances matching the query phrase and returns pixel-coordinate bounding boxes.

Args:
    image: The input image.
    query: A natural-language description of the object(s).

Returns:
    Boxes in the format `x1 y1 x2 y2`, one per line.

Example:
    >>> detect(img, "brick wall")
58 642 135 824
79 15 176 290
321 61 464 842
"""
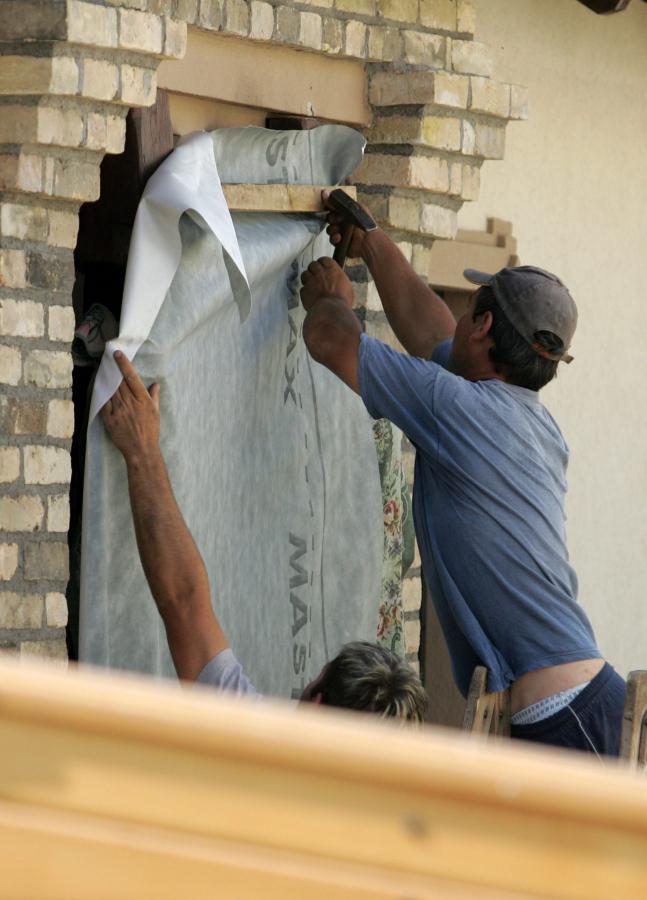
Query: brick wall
0 0 527 665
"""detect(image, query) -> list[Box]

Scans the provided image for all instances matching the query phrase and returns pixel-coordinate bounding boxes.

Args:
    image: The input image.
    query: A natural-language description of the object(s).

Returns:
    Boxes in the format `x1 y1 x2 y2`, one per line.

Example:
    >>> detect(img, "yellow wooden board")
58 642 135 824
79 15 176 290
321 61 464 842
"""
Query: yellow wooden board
221 183 356 212
0 659 646 899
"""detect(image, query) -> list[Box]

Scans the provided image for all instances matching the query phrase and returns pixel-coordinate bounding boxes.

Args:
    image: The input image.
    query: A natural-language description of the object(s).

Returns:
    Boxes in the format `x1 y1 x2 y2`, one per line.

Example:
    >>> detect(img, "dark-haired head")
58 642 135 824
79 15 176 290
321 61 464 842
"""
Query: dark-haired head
473 285 560 391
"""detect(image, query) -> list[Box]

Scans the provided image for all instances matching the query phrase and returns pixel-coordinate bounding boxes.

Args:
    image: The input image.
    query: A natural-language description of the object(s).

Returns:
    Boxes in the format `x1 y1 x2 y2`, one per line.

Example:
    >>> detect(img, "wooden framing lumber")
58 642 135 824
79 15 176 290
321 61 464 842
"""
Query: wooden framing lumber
222 184 356 213
1 659 647 899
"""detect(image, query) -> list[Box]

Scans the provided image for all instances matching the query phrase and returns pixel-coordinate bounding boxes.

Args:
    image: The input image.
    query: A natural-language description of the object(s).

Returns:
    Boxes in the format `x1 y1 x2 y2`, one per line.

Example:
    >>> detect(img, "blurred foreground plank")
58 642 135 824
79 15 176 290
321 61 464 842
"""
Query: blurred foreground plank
0 659 646 900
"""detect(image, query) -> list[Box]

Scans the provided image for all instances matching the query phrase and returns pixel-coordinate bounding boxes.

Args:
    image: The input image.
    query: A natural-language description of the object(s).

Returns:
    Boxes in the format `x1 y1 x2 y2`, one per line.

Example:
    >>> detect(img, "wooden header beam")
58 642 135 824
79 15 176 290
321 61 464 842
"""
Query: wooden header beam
222 184 355 212
0 659 647 898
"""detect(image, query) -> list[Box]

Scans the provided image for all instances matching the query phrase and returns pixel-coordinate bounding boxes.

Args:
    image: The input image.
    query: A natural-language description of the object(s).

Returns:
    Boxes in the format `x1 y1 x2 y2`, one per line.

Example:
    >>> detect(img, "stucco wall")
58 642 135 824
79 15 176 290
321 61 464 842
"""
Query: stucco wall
459 0 647 676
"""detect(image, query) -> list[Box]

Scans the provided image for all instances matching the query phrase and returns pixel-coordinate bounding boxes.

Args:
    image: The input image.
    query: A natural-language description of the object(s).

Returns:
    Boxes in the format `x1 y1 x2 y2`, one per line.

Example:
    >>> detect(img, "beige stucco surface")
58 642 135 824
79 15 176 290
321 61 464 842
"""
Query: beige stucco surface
458 0 647 676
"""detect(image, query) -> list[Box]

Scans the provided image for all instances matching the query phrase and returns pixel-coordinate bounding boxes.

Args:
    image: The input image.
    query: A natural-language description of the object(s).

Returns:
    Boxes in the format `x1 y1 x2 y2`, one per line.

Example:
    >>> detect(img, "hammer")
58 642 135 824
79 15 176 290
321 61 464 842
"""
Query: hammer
328 189 378 269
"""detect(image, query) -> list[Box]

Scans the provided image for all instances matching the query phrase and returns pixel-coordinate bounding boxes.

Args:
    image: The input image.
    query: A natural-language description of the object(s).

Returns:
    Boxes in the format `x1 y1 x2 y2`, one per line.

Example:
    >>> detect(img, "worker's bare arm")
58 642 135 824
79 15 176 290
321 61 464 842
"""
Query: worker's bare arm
101 352 227 681
324 193 456 359
301 257 361 392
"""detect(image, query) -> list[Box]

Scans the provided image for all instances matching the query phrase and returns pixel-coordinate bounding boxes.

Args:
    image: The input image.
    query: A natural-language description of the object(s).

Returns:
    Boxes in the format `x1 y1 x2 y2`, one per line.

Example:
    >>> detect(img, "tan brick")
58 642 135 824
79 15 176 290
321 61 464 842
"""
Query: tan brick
356 154 410 188
0 106 37 144
0 299 44 338
163 17 187 57
0 345 22 386
449 161 462 195
47 494 70 533
457 0 476 35
337 0 375 12
48 305 75 343
175 0 199 20
474 122 505 159
120 65 156 106
0 496 44 532
0 153 43 194
370 70 436 106
119 8 163 52
0 592 43 629
24 349 72 389
0 202 48 242
275 6 299 42
46 592 68 628
433 71 469 108
49 157 100 202
197 0 222 30
37 106 84 147
510 84 529 120
404 615 421 654
0 544 18 581
0 397 47 435
224 0 250 36
68 1 118 47
403 576 421 612
24 445 71 485
48 210 79 250
82 58 119 101
420 200 456 238
388 194 420 232
344 20 367 58
402 31 446 67
461 118 475 154
51 57 80 94
367 25 401 62
378 0 416 22
322 17 343 53
421 115 461 151
461 162 480 200
0 56 51 94
469 76 510 118
106 114 127 154
250 1 273 40
47 399 75 439
368 114 422 144
451 39 492 77
0 447 20 484
0 249 27 289
411 241 433 277
20 639 68 663
299 12 322 50
419 0 457 31
410 155 450 192
25 540 68 581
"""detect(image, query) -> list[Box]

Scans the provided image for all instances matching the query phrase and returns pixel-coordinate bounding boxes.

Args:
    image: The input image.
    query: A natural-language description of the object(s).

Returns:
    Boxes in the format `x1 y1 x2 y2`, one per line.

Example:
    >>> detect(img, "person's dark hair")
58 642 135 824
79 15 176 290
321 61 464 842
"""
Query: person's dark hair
473 285 560 391
316 641 428 723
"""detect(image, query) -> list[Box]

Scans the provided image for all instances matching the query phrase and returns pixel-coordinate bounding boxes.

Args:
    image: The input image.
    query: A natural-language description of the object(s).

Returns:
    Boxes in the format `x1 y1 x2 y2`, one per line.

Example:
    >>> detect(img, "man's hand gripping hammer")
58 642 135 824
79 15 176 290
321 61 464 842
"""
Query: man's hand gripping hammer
328 189 378 269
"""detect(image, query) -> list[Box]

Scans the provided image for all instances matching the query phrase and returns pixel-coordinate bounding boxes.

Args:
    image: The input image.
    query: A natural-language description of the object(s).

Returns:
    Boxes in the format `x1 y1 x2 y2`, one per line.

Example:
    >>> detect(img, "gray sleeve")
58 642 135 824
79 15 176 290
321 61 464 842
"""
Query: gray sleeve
196 648 259 697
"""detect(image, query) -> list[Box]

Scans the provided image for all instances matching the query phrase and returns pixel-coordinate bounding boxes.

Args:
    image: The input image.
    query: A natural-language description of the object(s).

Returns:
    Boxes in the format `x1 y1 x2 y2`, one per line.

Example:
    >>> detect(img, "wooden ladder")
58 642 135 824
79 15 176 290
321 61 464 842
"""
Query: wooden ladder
462 665 511 737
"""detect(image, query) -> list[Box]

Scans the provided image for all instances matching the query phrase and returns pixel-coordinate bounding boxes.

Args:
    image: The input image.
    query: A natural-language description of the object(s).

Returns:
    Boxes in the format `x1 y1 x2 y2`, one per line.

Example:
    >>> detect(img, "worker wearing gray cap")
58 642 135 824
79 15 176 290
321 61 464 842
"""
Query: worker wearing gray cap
300 205 625 757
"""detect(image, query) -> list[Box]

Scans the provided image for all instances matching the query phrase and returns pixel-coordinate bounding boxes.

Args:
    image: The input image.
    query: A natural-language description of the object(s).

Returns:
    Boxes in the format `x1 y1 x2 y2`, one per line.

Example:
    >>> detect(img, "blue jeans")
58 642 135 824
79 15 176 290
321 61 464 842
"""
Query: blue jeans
510 663 626 757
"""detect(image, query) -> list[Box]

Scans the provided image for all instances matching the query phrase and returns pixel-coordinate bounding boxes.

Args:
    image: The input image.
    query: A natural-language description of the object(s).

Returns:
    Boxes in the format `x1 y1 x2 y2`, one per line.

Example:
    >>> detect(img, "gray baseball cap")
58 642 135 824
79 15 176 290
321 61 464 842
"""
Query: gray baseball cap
463 265 577 364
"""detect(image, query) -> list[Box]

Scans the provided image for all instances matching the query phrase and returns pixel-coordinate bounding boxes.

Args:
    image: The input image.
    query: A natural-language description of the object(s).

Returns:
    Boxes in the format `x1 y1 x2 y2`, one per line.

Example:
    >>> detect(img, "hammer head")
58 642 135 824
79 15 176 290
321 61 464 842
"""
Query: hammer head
327 189 378 233
328 189 377 268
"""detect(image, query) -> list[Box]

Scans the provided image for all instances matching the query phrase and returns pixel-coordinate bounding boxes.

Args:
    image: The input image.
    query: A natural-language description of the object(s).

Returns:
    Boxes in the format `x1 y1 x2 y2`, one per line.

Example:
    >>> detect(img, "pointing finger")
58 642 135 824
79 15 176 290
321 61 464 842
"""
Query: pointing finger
114 350 147 401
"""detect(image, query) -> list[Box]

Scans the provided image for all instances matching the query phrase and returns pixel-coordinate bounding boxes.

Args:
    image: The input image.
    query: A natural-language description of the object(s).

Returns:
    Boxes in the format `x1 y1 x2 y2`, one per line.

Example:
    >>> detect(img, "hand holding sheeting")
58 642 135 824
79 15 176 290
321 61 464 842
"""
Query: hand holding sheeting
101 351 160 463
300 256 355 311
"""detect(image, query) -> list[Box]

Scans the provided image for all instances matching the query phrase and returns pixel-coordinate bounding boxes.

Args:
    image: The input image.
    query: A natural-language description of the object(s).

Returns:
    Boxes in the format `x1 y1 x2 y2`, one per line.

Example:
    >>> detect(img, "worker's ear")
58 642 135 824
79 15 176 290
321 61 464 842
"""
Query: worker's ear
471 310 493 341
312 693 323 706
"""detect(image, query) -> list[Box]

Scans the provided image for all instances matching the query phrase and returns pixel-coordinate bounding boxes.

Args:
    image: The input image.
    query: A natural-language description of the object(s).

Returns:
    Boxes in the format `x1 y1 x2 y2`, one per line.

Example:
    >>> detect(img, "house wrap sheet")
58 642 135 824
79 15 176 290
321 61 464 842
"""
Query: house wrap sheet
80 126 384 698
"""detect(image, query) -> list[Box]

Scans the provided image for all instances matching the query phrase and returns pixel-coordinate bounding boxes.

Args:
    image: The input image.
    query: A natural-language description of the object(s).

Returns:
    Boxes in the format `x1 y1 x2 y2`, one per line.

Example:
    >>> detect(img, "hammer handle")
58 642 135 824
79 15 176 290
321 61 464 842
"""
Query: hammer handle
333 224 355 269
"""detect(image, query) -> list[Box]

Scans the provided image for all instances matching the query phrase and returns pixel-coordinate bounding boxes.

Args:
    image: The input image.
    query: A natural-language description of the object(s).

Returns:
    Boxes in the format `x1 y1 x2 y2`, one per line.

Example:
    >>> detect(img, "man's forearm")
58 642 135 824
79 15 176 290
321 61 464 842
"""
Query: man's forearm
361 229 455 358
125 449 227 678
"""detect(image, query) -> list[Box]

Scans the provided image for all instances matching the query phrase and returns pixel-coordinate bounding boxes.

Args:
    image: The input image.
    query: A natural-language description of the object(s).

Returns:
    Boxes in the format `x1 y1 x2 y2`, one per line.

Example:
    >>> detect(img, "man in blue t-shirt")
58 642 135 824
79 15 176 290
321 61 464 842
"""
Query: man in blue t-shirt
299 196 625 756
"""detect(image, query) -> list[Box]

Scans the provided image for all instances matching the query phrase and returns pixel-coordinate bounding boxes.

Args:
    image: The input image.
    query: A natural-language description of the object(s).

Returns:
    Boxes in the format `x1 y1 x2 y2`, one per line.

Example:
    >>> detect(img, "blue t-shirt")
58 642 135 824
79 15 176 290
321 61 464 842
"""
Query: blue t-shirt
359 335 600 696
